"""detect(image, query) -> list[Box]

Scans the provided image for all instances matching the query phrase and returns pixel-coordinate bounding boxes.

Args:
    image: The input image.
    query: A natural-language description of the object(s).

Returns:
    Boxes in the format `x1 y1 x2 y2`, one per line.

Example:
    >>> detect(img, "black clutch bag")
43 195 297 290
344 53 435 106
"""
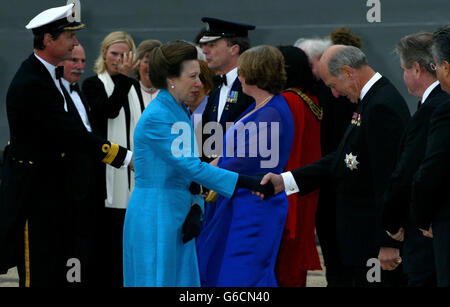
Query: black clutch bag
182 183 203 244
182 203 203 244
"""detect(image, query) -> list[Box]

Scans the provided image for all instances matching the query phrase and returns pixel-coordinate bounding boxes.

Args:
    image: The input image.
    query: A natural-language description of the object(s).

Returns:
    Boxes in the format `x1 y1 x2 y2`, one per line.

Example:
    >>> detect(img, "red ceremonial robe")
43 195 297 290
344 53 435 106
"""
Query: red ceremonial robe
275 88 322 287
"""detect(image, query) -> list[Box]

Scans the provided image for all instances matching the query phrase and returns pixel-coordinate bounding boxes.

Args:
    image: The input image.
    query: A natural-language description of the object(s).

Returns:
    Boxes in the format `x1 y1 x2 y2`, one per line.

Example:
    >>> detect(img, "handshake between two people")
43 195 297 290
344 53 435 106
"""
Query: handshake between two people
239 172 286 199
182 172 286 244
188 172 286 202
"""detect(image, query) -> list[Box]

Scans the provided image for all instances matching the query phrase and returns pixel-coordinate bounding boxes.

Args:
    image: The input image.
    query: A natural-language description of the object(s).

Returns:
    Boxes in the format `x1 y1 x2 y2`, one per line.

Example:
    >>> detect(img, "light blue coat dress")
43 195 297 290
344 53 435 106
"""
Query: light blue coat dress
123 90 238 287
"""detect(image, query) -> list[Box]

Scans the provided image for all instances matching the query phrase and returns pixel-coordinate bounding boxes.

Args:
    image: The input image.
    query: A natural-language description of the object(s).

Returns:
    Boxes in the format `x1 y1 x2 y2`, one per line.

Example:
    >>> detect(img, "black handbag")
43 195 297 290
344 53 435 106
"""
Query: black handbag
182 184 203 244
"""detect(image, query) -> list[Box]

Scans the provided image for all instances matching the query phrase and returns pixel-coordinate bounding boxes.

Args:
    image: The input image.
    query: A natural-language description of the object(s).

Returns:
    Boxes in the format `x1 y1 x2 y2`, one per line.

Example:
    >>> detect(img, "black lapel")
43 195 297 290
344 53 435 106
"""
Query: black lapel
424 83 442 103
219 77 242 127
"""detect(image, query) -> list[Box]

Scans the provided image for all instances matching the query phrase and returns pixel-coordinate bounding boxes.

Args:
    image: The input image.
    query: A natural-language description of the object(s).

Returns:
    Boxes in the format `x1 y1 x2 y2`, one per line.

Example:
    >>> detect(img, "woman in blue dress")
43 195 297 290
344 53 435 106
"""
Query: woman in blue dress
122 41 273 287
196 45 294 286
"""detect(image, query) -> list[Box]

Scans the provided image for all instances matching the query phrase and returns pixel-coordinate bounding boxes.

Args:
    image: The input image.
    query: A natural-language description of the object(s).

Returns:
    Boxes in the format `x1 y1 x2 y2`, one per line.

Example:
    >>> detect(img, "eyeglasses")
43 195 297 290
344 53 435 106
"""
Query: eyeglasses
430 63 437 71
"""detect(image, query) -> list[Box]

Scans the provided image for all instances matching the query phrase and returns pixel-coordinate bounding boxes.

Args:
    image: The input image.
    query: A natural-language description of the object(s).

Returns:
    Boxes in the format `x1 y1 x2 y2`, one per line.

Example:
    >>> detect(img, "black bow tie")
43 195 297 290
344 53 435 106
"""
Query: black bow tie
213 74 228 86
70 83 80 93
55 66 64 79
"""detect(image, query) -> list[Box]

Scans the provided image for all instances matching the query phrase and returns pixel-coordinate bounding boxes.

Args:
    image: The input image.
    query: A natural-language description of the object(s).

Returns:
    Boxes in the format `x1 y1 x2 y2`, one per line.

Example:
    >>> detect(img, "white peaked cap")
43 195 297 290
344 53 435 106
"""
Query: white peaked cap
25 3 75 30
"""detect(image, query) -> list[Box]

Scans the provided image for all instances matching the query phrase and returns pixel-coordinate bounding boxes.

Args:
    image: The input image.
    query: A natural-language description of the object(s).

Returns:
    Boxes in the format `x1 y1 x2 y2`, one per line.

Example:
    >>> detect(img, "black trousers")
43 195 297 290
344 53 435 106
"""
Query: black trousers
433 219 450 287
97 207 126 287
17 216 67 287
316 187 346 287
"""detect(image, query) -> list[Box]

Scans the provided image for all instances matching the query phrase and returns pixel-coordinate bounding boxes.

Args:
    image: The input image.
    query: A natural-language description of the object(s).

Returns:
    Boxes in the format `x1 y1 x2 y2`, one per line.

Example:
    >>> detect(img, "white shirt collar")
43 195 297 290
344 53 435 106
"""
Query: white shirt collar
34 53 58 80
360 72 382 101
224 67 238 88
421 80 440 104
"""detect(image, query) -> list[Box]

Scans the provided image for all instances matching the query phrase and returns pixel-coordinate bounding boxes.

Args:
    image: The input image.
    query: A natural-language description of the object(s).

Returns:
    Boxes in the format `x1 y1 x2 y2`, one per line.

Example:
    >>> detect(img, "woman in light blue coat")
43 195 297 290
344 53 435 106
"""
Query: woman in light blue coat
123 41 270 287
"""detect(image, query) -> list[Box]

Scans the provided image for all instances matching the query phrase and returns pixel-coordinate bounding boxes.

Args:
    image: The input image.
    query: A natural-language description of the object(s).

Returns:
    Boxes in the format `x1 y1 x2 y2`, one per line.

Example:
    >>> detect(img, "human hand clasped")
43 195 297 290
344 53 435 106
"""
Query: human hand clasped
236 174 275 199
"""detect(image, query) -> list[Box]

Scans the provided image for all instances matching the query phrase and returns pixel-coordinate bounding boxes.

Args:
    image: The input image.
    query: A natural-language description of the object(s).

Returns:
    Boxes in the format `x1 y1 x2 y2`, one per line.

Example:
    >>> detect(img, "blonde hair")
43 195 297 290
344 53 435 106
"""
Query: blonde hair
93 31 136 74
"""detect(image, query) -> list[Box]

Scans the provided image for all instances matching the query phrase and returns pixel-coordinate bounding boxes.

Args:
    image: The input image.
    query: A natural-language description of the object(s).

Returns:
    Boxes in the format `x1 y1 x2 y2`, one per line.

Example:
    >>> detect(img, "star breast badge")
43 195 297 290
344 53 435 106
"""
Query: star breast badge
345 153 359 171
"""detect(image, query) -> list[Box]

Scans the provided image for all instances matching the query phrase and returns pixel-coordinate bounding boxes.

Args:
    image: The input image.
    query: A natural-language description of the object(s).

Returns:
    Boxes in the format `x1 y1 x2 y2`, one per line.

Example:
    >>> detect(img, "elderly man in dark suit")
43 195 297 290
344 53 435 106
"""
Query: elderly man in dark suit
382 32 450 287
411 25 450 287
57 43 107 286
0 4 132 287
258 45 410 286
198 17 255 161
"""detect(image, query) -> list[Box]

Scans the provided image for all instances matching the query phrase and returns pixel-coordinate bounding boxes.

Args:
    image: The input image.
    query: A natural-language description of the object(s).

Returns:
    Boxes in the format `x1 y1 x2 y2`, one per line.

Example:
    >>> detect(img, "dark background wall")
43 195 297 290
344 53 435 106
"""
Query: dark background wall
0 0 448 146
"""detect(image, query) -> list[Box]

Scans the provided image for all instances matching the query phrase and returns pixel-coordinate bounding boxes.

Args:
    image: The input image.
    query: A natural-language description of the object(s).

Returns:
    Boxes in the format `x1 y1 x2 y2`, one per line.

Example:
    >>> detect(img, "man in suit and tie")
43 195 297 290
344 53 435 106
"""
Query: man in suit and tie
258 45 410 286
411 25 450 287
199 17 255 161
382 32 449 287
0 3 132 287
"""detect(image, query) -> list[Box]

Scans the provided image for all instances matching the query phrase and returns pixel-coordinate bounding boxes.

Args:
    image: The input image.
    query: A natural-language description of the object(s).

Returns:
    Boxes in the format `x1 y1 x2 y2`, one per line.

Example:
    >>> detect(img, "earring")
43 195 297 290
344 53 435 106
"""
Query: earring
170 84 175 89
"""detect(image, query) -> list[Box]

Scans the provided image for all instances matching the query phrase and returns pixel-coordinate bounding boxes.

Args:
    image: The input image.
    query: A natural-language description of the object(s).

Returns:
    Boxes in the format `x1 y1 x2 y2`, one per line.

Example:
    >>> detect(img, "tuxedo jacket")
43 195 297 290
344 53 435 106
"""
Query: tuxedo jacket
200 77 254 161
411 94 450 229
291 76 411 267
0 54 127 273
382 84 448 274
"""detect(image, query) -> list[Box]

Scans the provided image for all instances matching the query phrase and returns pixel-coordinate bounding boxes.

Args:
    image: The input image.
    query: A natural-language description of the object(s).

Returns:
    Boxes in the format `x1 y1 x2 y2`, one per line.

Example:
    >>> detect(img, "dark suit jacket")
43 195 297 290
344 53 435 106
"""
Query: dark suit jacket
316 80 356 270
291 76 410 267
382 84 448 274
411 95 450 229
383 85 448 231
0 54 127 273
201 77 254 161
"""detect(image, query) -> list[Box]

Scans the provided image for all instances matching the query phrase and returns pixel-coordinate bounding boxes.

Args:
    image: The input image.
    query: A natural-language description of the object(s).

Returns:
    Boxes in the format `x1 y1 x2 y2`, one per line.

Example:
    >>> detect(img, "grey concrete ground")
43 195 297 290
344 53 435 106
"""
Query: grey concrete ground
0 245 327 287
0 267 18 287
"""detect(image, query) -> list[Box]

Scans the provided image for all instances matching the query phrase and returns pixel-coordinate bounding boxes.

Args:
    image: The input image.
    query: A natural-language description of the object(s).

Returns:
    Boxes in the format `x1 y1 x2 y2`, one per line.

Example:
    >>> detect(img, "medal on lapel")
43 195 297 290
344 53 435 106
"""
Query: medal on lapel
226 91 238 104
345 153 359 171
351 112 362 126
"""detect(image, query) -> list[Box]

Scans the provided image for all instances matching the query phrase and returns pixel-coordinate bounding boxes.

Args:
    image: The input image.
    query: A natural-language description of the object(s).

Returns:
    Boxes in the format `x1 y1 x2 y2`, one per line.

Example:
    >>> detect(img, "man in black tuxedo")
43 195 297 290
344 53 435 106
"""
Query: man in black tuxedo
0 4 132 287
382 32 449 287
57 43 106 286
259 45 410 286
411 25 450 287
198 17 255 161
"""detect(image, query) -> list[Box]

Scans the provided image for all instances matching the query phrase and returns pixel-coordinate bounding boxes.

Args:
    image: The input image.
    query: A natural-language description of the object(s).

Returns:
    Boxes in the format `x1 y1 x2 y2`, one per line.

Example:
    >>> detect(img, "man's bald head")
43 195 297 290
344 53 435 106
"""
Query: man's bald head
319 45 368 78
318 45 373 103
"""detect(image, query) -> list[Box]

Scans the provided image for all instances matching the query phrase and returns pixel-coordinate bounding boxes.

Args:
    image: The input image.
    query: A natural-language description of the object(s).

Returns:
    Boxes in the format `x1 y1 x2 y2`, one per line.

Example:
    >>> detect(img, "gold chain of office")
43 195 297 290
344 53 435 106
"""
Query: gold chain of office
283 88 323 121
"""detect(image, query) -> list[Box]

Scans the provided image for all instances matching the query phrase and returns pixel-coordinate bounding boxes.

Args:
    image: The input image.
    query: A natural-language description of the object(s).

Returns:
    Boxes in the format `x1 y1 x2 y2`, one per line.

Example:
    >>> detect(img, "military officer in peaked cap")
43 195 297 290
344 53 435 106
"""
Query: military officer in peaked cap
0 3 132 287
199 17 256 162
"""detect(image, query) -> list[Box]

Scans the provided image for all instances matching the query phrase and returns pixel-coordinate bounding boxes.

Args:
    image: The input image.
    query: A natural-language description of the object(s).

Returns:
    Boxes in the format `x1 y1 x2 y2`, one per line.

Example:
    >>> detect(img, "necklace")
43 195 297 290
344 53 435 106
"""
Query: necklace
255 94 273 110
140 81 157 93
236 94 273 124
